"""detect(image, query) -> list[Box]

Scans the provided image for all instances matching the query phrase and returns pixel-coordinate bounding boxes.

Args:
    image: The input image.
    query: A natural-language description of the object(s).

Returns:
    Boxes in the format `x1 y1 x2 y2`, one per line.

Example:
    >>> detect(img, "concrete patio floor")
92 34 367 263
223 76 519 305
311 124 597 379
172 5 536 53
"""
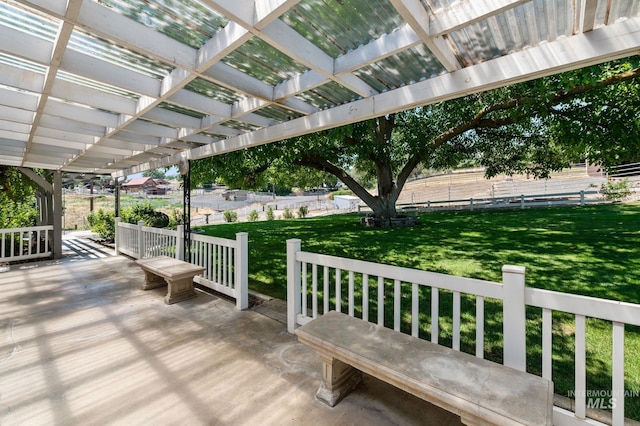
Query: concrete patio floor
0 241 462 425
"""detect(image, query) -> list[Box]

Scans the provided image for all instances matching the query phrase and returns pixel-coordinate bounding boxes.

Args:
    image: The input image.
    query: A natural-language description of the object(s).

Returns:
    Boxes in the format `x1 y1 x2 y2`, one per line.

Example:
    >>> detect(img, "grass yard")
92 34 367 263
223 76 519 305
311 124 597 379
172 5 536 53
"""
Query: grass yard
197 202 640 420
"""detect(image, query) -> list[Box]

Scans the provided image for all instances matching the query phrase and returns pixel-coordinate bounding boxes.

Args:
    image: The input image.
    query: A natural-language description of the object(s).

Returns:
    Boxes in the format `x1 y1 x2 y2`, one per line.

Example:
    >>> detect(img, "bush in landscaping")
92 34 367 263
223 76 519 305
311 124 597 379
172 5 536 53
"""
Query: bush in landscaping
297 205 309 218
266 206 275 221
87 209 115 241
223 210 238 223
282 207 294 219
121 202 169 228
248 210 259 222
601 178 634 200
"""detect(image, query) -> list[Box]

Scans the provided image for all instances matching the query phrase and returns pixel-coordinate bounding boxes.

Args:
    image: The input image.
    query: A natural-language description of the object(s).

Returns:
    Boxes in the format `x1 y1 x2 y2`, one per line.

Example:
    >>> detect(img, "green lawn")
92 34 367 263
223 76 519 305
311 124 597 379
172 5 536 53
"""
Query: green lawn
197 202 640 419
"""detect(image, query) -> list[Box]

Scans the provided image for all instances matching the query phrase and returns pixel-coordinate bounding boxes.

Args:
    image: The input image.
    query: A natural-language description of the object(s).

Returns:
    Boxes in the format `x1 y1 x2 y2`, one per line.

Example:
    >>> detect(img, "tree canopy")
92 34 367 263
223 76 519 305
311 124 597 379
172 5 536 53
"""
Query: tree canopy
192 56 640 219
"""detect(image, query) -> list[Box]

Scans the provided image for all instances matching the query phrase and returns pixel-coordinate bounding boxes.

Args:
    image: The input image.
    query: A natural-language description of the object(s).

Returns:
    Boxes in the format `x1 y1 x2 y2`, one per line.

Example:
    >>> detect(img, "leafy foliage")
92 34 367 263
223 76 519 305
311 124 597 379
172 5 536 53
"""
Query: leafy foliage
248 210 259 222
193 58 640 219
121 203 170 228
282 208 294 219
297 206 309 218
600 178 634 200
87 209 116 240
223 210 238 223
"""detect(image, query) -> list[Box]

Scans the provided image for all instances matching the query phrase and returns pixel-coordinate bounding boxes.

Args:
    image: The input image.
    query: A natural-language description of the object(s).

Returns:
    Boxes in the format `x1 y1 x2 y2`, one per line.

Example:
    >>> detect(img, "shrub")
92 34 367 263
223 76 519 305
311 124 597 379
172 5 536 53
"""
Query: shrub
297 205 309 218
266 206 275 221
87 209 115 241
282 207 294 219
121 202 169 228
223 210 238 223
601 178 634 200
248 210 259 222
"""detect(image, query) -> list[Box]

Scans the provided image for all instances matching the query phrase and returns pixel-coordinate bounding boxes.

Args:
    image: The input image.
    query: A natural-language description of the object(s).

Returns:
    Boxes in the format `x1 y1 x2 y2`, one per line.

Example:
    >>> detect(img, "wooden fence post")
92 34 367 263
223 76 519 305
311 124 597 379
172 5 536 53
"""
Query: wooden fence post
235 232 249 310
287 238 302 333
503 265 526 371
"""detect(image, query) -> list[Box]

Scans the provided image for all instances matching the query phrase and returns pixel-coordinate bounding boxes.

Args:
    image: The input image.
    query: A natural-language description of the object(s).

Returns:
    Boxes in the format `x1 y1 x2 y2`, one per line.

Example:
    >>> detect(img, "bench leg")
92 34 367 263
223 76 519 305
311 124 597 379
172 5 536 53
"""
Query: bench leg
142 270 166 290
315 352 362 407
164 277 197 304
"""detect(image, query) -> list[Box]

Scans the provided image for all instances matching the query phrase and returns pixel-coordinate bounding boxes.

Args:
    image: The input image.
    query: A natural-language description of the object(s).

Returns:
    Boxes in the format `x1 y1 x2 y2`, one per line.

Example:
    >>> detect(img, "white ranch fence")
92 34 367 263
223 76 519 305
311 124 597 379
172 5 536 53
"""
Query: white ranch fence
0 225 53 263
115 219 248 309
286 238 640 426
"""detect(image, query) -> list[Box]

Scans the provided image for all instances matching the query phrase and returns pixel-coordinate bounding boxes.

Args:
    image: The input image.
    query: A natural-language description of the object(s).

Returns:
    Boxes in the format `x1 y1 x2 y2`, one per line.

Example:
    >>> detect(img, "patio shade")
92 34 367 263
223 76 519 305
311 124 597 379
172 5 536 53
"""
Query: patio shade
0 0 639 179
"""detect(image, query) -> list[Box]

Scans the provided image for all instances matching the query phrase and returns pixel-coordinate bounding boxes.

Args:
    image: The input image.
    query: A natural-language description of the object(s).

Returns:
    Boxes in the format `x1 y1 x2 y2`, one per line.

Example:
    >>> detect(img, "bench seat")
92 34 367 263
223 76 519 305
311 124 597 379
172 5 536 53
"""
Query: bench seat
135 256 204 304
295 311 553 426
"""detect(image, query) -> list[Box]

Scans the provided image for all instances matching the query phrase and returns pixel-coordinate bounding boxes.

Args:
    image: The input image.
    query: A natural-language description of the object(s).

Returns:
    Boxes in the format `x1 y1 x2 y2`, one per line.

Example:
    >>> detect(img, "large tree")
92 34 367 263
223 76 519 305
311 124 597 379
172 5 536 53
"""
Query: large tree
192 58 640 219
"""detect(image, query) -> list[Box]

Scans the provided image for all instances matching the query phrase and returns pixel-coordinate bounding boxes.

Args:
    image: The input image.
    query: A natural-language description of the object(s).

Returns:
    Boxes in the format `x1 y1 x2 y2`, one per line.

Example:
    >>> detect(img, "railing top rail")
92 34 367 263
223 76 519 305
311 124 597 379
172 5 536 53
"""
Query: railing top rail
396 190 600 208
1 225 54 233
117 222 138 229
190 232 238 247
296 250 503 299
141 226 178 237
526 287 640 326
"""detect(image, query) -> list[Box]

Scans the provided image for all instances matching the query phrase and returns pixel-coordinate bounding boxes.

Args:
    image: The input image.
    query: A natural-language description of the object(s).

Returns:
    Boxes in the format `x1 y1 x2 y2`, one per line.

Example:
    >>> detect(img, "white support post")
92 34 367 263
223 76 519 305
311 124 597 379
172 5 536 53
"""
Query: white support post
176 224 184 260
287 239 302 333
502 265 527 371
114 217 121 255
137 220 145 259
235 232 249 310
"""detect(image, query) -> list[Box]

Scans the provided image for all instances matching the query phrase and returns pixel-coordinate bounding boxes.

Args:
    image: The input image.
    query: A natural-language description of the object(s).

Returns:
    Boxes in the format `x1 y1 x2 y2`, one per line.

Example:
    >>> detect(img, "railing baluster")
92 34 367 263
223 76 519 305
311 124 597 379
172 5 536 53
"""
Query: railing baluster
431 287 439 344
348 270 354 317
377 276 384 326
575 314 586 419
335 268 341 313
323 265 329 314
476 295 484 358
362 273 369 322
302 261 308 316
411 283 419 337
612 321 625 425
312 263 318 319
394 279 400 331
453 291 461 351
542 308 552 380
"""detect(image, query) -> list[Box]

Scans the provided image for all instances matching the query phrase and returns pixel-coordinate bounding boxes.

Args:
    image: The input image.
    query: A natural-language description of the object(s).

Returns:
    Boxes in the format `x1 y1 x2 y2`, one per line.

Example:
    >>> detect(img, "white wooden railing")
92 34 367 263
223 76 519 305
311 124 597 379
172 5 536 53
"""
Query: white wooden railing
286 238 640 426
0 225 53 262
115 219 248 309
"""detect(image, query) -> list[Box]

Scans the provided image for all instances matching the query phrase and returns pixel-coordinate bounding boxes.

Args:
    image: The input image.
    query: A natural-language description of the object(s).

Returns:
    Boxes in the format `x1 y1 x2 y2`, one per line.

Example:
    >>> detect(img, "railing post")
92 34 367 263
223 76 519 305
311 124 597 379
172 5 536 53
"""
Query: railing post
114 217 120 255
176 224 184 260
470 198 474 211
503 265 526 371
520 194 525 209
287 238 302 333
580 190 585 206
137 220 145 259
235 232 249 310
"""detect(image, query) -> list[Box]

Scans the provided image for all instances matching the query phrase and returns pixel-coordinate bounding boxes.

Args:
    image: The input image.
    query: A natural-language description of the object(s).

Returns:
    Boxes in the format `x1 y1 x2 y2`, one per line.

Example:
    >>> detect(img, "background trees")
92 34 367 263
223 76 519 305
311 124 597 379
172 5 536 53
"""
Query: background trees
192 57 640 219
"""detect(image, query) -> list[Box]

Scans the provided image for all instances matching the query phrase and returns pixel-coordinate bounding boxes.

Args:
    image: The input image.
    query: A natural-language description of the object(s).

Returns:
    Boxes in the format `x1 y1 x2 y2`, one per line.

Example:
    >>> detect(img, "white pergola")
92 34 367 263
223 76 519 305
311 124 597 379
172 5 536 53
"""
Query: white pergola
0 0 639 181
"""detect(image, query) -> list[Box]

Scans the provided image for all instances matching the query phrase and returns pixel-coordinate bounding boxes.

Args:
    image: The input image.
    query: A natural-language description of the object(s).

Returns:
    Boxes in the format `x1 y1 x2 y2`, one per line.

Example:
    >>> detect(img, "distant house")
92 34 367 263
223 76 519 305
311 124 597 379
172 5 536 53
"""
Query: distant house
122 177 163 195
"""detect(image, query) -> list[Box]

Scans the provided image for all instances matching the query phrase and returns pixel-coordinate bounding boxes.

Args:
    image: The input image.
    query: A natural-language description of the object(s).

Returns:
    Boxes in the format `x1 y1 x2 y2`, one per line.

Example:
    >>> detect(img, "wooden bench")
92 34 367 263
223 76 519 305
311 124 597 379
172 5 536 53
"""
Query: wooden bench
295 311 553 426
135 256 204 304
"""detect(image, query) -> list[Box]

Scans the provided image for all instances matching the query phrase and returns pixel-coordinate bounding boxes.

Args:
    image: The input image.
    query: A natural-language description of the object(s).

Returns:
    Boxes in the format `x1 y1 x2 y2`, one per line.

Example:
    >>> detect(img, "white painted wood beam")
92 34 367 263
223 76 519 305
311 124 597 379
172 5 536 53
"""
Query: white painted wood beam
0 63 44 95
429 0 531 36
0 87 39 111
168 90 232 119
143 108 201 129
43 100 119 128
0 25 52 65
34 128 96 145
116 15 640 177
76 0 195 69
575 0 598 34
0 105 35 124
50 80 136 115
390 0 460 72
